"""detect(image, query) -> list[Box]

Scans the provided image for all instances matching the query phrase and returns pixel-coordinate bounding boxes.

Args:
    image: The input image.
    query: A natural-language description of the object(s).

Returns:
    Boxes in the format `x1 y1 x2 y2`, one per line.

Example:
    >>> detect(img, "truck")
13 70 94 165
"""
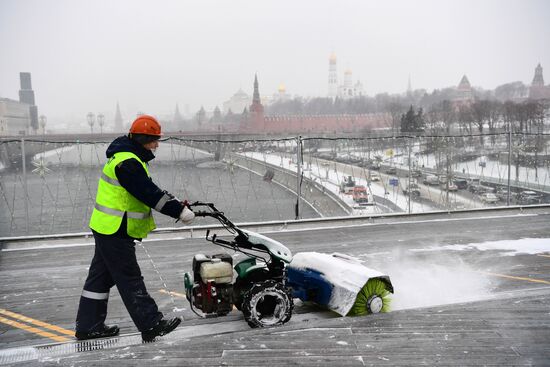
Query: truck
352 185 369 204
340 176 356 194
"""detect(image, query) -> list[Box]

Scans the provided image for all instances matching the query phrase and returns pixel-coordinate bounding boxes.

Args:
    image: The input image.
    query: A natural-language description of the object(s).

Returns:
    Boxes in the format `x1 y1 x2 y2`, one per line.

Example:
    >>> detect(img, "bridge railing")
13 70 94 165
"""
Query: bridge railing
1 132 549 237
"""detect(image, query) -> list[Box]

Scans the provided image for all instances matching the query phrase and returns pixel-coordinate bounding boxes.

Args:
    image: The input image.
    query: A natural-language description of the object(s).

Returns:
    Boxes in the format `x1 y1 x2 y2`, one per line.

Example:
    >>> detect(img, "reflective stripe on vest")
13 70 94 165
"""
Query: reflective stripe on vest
94 203 152 219
89 151 156 238
100 173 121 187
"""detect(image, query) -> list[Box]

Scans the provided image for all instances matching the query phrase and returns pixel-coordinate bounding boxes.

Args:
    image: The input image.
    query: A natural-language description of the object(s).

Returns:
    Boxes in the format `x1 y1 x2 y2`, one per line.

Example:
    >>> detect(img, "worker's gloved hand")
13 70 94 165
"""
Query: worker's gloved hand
179 206 195 224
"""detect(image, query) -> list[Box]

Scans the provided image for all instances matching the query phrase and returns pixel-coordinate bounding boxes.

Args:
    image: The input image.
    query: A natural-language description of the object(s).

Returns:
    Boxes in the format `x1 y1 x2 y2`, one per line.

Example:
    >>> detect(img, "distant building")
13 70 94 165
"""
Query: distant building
18 72 38 132
338 69 364 99
242 74 389 134
0 72 40 136
494 81 529 102
173 103 184 125
272 83 290 103
327 53 364 99
328 52 338 98
455 75 473 102
248 74 265 131
529 63 550 100
114 102 124 132
0 98 31 136
223 88 251 114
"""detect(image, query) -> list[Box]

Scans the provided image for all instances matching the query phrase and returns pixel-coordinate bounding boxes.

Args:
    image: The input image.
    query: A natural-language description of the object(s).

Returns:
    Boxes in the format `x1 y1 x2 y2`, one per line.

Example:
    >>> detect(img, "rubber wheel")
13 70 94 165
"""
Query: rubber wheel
241 280 293 328
233 270 270 311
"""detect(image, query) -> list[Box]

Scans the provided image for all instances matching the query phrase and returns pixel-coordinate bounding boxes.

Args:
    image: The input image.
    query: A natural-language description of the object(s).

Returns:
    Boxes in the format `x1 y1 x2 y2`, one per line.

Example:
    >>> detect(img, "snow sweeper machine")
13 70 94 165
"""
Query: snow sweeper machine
184 202 394 328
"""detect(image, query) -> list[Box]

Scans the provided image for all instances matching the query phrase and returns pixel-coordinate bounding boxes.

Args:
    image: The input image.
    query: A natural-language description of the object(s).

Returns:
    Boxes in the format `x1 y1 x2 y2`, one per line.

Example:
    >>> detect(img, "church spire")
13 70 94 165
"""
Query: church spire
253 73 261 104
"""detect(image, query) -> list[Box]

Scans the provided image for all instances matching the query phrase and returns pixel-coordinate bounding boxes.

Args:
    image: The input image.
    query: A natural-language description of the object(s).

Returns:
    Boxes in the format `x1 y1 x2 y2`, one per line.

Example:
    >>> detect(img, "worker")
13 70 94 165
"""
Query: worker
75 115 195 342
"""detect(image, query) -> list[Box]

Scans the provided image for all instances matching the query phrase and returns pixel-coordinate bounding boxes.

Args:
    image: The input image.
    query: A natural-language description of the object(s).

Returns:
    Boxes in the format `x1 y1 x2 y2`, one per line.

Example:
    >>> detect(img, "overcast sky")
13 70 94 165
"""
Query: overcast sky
1 0 549 125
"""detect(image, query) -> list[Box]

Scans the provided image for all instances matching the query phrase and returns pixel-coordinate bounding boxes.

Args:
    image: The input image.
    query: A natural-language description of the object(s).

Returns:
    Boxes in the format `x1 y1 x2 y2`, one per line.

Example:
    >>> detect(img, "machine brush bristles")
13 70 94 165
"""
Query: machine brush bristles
347 278 391 316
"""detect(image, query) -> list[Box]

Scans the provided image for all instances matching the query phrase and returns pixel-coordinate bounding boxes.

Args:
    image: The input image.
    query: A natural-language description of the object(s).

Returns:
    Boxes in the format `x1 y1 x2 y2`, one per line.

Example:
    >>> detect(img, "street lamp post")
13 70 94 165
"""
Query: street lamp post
87 112 95 134
39 115 47 135
97 113 105 134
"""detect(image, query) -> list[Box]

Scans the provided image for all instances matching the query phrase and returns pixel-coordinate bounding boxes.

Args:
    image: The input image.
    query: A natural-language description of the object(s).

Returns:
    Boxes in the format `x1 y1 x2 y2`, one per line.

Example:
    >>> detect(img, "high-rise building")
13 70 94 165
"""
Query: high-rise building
18 72 38 132
328 52 338 98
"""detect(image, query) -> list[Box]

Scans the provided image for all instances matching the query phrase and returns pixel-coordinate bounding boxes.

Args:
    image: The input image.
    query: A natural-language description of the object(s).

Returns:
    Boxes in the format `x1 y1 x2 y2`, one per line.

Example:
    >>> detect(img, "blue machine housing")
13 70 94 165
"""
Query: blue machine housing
287 267 333 306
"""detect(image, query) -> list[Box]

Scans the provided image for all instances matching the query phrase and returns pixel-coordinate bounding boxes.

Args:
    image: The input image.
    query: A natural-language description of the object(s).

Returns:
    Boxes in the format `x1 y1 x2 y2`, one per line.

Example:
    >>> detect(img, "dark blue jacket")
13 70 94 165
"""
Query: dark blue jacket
105 136 183 221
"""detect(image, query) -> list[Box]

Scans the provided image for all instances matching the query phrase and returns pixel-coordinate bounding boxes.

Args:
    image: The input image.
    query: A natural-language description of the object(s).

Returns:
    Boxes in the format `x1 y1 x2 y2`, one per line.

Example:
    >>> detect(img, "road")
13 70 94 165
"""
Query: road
1 207 549 365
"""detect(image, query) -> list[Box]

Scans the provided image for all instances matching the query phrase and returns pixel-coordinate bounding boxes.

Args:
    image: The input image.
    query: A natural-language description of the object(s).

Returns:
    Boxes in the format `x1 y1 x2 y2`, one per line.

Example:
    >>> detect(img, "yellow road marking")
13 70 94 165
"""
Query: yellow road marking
0 308 74 336
537 254 550 258
0 316 69 342
159 289 186 298
480 271 550 285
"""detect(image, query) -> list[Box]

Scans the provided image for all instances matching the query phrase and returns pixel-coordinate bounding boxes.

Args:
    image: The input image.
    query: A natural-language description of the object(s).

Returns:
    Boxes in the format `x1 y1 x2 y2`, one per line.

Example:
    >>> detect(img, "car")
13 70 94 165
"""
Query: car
403 183 421 198
479 192 499 204
367 162 381 170
384 166 397 174
410 169 422 178
452 178 468 190
517 190 542 205
423 175 439 185
369 172 381 182
468 184 493 194
441 182 458 191
495 187 515 201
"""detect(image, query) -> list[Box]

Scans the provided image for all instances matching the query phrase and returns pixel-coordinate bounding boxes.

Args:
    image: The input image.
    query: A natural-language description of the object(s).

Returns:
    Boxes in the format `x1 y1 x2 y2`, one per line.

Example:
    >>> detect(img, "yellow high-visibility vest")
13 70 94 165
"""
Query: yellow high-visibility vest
89 152 156 238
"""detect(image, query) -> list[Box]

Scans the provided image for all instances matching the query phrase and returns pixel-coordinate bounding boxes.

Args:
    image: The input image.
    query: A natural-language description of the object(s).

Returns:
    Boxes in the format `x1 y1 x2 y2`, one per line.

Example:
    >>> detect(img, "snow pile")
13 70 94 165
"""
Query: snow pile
290 252 386 316
411 237 550 256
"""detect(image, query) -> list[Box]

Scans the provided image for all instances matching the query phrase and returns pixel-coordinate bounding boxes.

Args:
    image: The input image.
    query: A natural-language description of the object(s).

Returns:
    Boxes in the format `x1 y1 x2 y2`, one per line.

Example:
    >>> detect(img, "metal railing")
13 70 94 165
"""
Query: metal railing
1 132 549 237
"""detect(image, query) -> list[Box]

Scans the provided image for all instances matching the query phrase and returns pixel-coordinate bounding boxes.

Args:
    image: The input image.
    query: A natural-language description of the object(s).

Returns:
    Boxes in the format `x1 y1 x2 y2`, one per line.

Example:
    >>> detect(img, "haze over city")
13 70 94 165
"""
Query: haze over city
1 0 549 125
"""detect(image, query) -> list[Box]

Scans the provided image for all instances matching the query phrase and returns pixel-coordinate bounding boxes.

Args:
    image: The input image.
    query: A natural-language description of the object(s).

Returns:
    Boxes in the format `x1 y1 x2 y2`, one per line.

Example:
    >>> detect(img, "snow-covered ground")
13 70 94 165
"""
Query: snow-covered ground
378 144 550 189
240 151 463 213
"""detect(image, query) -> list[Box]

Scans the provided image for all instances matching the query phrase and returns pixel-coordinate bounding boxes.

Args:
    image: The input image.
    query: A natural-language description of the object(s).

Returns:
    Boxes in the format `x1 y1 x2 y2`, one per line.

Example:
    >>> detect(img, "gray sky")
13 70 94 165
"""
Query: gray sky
1 0 549 125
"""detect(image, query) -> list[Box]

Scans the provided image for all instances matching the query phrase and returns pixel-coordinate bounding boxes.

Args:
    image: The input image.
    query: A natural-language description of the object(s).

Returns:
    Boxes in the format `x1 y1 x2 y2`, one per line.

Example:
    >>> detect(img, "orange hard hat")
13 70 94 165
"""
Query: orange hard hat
129 115 162 136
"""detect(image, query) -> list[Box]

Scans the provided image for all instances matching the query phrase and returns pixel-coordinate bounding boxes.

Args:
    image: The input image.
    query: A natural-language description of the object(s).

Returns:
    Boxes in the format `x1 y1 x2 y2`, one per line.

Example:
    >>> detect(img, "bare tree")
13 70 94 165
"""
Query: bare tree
471 100 489 146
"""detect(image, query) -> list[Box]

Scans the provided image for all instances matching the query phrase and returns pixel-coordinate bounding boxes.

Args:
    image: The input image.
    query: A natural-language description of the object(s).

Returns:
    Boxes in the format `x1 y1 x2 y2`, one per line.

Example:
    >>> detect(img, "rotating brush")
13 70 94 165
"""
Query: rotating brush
347 278 392 316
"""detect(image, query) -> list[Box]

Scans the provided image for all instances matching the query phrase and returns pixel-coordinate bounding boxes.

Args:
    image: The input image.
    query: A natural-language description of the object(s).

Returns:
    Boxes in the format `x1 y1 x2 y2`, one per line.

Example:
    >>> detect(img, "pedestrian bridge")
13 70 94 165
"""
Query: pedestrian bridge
1 207 549 365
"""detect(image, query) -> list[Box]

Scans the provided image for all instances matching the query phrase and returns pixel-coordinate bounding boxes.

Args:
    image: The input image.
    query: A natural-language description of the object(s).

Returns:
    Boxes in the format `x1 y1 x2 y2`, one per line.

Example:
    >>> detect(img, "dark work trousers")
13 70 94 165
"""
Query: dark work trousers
75 230 163 333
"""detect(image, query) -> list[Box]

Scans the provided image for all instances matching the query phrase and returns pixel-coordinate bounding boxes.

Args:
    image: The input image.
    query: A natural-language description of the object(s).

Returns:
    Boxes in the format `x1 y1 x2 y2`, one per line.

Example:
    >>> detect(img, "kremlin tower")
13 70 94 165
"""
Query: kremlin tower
529 63 550 100
248 74 265 132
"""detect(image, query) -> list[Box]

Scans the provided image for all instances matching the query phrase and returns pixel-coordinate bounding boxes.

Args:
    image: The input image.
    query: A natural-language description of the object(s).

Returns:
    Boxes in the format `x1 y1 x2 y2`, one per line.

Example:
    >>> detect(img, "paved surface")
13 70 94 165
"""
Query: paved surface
1 207 550 365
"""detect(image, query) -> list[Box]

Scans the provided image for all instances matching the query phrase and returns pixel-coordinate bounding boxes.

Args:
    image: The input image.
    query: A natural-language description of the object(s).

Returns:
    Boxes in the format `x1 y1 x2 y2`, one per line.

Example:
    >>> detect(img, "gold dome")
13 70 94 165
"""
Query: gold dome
344 68 352 75
329 52 337 63
278 83 286 93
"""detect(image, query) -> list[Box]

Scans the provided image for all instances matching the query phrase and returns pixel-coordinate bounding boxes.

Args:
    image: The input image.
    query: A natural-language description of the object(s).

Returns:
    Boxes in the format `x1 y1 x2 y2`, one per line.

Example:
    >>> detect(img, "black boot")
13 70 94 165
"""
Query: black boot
141 317 181 342
75 324 120 340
